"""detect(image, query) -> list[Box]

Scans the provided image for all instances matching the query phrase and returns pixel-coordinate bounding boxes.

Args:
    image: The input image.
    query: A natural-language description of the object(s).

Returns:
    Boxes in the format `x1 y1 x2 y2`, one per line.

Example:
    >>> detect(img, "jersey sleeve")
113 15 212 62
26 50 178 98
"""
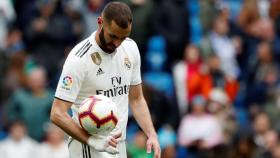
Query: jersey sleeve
130 42 142 85
55 54 88 103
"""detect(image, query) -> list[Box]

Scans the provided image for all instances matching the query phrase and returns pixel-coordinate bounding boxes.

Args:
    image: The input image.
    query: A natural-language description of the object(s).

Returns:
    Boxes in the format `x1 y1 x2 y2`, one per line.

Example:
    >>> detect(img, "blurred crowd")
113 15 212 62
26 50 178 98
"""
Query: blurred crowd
0 0 280 158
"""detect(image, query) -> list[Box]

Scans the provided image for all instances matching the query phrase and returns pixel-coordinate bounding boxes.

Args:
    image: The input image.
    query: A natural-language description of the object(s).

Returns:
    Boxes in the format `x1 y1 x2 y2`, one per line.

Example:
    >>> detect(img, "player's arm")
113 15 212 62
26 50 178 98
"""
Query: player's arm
51 98 120 154
50 98 89 143
129 84 161 158
129 84 156 138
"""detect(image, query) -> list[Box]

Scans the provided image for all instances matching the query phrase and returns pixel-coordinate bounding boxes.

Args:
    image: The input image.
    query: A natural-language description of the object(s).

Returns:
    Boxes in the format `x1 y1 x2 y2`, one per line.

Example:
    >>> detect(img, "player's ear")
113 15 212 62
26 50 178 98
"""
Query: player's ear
97 16 103 29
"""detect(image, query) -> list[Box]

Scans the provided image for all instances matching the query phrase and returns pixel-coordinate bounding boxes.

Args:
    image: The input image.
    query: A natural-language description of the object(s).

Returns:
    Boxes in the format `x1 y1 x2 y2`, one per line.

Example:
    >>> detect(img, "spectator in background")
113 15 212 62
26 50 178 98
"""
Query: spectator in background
237 0 260 34
0 50 9 104
36 123 69 158
62 0 85 43
199 0 218 34
236 3 279 80
2 28 28 100
237 0 261 81
0 0 16 50
247 41 280 106
178 95 223 157
6 67 53 141
253 112 272 151
0 121 38 158
0 49 9 139
257 0 271 18
264 89 280 131
273 143 280 158
207 88 237 145
173 44 212 115
261 19 280 61
255 19 280 62
258 18 276 42
257 130 279 158
270 0 280 38
1 27 27 140
153 0 190 62
200 15 240 79
229 134 258 158
25 0 78 83
80 0 106 37
216 1 242 36
174 44 239 113
206 55 239 102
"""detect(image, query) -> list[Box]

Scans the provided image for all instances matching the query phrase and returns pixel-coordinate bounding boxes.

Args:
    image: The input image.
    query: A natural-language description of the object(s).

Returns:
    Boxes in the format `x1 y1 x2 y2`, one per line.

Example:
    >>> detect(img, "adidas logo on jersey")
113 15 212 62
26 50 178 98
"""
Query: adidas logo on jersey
96 68 104 76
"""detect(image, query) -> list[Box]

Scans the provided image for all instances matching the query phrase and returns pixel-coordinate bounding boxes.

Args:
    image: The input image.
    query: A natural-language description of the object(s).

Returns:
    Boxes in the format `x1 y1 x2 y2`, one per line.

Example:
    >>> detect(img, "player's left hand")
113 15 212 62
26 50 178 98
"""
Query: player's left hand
146 134 161 158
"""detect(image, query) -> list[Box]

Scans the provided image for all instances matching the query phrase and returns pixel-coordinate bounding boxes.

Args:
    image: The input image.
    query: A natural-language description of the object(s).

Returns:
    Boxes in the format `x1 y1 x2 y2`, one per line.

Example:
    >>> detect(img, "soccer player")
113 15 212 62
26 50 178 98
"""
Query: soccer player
50 2 161 158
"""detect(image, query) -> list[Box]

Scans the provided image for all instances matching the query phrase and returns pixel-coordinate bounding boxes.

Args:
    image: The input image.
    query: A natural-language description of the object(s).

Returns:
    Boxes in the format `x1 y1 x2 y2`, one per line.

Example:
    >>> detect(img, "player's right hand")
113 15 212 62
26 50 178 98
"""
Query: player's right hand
87 131 122 155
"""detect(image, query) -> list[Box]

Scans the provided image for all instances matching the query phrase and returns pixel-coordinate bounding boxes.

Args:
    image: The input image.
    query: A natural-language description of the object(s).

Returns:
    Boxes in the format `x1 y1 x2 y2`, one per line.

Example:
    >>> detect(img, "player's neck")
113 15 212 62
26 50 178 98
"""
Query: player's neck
95 30 102 49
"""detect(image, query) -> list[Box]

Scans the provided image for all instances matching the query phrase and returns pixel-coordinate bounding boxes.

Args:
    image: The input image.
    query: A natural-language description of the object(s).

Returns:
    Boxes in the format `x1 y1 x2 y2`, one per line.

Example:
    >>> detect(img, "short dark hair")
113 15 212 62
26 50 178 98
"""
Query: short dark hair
102 2 133 29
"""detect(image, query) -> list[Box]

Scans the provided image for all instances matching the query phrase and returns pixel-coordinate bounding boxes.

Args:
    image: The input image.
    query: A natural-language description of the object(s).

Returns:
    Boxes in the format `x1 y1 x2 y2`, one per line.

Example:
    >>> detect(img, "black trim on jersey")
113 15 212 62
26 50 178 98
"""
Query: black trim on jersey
82 144 86 158
77 42 90 56
79 44 92 58
76 41 92 58
68 137 73 148
54 96 73 104
75 40 89 56
76 42 90 57
87 145 91 158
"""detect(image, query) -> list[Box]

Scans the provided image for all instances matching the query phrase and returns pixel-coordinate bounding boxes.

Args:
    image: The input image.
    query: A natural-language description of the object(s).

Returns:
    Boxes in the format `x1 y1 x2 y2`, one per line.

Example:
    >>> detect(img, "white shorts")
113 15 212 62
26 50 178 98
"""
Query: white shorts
68 137 127 158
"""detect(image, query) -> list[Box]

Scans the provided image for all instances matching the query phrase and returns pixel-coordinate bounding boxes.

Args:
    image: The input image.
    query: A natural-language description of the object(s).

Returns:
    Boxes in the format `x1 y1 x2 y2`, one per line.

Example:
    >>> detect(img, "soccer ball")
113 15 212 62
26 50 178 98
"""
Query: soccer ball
78 95 119 135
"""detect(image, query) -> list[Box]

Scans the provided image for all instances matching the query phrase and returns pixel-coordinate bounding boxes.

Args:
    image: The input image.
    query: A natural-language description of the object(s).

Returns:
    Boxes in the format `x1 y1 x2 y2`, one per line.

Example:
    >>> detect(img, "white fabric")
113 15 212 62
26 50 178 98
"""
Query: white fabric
178 114 223 147
0 137 38 158
55 31 142 141
36 142 69 158
257 0 270 18
173 61 188 116
69 137 127 158
210 32 239 78
0 0 16 49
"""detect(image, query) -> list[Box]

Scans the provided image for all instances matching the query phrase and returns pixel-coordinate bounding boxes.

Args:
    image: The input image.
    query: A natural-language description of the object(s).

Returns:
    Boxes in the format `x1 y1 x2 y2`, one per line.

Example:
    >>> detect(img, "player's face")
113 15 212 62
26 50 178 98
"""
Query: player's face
99 20 131 53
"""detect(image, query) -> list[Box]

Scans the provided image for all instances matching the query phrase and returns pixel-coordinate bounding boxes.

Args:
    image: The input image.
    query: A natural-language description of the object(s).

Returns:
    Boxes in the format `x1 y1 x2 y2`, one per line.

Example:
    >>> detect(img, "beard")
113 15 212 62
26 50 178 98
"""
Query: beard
99 28 116 53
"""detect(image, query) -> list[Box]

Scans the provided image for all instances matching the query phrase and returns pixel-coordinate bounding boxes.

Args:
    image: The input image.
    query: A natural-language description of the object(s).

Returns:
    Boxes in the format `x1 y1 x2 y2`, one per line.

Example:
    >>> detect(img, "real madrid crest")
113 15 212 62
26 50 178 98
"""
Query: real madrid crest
124 57 131 70
91 52 102 65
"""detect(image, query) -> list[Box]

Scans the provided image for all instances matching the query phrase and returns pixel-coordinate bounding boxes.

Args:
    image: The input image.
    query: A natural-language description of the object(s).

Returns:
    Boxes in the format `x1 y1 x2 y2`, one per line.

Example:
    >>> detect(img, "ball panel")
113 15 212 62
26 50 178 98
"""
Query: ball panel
91 101 112 119
79 115 98 132
98 120 116 135
78 95 119 135
78 99 92 113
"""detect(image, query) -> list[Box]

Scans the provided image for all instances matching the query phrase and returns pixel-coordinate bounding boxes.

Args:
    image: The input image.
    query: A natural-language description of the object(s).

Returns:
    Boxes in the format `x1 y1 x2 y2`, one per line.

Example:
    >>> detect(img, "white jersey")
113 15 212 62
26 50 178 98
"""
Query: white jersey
55 31 142 140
